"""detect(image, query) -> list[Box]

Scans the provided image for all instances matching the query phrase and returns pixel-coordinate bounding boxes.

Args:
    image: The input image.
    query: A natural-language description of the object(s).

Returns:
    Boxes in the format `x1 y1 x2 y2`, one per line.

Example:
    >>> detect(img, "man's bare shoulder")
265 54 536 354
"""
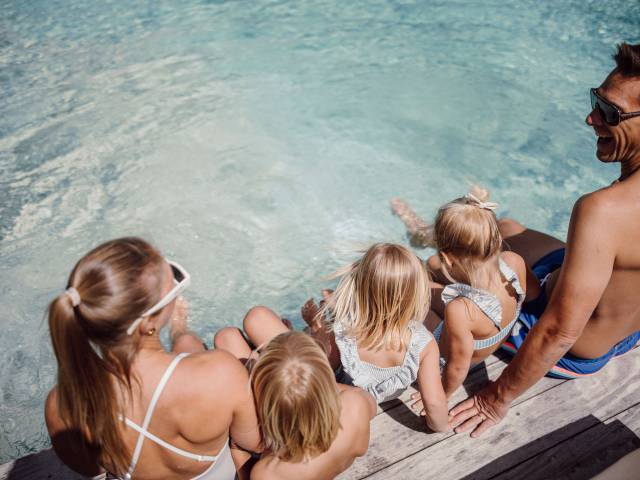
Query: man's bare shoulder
576 178 640 215
571 186 624 230
577 186 616 210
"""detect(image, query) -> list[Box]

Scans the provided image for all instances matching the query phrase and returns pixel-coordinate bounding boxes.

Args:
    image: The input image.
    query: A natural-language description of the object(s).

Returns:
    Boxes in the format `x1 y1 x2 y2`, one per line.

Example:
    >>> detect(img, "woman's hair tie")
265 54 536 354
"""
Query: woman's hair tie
65 287 81 307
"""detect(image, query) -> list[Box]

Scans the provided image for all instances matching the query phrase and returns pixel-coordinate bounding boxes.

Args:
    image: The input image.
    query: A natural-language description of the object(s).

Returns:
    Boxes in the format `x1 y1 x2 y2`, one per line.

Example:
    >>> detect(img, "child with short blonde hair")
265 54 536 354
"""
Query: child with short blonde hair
306 243 449 432
215 318 375 480
392 187 529 399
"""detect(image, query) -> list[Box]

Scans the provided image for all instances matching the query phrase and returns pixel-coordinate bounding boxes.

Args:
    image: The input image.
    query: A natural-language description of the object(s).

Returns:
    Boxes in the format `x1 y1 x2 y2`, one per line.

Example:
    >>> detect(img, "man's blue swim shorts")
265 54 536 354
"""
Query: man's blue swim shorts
501 248 640 379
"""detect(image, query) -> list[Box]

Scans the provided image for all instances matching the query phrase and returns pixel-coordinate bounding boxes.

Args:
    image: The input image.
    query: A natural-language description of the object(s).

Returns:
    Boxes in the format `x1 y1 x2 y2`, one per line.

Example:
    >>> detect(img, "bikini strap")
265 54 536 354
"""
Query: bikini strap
498 257 525 299
125 352 190 479
441 283 503 329
123 419 221 462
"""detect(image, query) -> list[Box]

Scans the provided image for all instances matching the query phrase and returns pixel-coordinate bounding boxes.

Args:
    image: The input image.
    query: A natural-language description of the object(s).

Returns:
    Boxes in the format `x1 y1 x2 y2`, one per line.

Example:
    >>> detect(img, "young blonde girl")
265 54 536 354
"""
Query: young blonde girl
392 187 529 399
215 321 375 480
304 243 449 433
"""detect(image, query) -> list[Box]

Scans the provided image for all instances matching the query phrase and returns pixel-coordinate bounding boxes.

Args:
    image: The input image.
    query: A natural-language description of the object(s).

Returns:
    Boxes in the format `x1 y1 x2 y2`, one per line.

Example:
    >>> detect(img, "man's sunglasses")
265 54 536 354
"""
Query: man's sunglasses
126 260 191 335
590 88 640 126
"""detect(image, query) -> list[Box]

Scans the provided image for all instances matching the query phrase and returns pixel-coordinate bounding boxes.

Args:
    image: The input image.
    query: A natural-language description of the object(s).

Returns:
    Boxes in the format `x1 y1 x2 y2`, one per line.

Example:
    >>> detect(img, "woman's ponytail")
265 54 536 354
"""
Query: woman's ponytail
48 291 130 475
48 237 164 476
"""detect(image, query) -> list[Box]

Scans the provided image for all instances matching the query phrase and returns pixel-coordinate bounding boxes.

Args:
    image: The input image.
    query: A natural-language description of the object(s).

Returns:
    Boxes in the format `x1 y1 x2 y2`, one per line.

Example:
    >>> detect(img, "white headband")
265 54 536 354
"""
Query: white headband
465 192 498 211
65 287 81 307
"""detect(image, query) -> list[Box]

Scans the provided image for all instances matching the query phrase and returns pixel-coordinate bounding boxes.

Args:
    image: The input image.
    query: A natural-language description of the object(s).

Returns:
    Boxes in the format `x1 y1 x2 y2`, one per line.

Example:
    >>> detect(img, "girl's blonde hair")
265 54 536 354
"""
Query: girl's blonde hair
433 185 502 287
251 331 341 463
325 243 430 350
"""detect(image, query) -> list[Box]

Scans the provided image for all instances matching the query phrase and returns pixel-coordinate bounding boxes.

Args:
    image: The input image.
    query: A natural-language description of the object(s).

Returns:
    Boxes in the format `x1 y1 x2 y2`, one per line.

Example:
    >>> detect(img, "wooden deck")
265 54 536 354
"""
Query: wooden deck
339 347 640 480
2 349 639 480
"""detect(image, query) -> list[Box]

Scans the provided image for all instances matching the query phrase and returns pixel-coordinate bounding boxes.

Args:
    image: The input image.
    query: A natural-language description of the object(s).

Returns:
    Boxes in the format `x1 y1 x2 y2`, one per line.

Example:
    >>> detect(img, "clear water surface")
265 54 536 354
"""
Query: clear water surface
1 0 639 463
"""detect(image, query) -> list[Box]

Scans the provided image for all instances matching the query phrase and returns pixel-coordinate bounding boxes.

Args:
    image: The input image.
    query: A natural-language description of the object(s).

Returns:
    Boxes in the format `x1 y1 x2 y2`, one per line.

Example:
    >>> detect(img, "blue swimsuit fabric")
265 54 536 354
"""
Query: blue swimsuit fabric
502 248 640 379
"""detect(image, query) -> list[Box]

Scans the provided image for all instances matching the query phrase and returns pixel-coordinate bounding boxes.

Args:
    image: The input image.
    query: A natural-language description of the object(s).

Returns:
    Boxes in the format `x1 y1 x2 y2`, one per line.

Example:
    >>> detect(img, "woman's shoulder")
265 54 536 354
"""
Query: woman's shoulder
173 349 251 400
180 348 245 372
44 387 62 433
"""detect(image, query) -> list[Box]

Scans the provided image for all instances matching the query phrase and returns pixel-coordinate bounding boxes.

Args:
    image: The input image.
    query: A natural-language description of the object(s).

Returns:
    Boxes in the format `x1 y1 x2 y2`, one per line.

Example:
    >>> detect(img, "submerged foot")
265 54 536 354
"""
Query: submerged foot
301 298 323 332
390 198 434 248
170 296 191 342
301 289 334 333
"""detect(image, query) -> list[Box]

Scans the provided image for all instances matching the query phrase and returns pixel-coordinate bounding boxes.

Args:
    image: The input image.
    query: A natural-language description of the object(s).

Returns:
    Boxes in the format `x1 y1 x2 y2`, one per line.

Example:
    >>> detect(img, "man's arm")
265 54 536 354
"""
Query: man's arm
451 194 616 436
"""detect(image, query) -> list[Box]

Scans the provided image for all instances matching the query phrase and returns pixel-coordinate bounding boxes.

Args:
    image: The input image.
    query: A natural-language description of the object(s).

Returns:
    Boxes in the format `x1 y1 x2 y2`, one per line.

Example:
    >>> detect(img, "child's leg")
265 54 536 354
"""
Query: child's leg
301 291 341 370
390 198 434 248
214 327 252 362
171 296 207 354
498 218 565 269
243 306 290 348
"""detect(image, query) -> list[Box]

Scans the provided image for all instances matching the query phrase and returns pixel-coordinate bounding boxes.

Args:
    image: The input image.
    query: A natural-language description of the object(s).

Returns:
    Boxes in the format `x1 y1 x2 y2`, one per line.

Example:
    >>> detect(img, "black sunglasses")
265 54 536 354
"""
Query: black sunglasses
590 88 640 126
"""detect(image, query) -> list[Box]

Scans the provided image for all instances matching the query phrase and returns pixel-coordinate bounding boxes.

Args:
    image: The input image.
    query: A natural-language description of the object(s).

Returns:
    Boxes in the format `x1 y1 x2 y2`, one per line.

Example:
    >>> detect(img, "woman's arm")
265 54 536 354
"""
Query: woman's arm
415 340 449 432
44 388 104 477
440 301 475 398
227 360 262 453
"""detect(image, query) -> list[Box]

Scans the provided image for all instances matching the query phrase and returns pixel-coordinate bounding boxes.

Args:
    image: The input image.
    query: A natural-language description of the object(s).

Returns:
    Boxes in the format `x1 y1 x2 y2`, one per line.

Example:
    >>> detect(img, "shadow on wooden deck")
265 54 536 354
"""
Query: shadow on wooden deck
459 414 640 480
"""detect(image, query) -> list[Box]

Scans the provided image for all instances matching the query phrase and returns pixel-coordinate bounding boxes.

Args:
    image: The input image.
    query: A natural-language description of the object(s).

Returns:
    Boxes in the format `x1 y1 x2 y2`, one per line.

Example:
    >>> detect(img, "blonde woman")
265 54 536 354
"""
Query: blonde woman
215 320 375 480
44 238 260 479
303 243 449 432
391 188 529 399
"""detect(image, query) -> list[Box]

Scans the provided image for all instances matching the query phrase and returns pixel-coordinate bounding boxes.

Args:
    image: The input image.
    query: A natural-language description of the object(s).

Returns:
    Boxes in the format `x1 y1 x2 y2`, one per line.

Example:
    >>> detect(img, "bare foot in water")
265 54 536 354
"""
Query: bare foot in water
301 298 323 333
390 198 434 248
170 296 191 343
301 289 333 332
170 296 207 353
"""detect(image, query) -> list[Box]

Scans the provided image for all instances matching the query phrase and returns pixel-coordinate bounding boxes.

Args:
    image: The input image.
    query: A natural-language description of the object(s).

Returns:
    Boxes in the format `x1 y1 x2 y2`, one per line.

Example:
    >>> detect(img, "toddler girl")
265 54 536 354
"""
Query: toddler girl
392 187 528 398
305 243 449 432
215 319 375 480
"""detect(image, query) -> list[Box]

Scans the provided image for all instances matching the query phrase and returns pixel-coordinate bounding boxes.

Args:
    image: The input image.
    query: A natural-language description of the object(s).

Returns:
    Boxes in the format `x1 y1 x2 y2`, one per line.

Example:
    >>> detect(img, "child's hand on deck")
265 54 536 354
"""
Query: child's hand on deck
410 392 425 416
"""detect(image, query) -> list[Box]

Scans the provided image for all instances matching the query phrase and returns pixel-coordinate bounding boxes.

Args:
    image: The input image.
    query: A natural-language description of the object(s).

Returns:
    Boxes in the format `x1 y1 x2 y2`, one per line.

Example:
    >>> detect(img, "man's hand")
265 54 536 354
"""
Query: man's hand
449 381 511 437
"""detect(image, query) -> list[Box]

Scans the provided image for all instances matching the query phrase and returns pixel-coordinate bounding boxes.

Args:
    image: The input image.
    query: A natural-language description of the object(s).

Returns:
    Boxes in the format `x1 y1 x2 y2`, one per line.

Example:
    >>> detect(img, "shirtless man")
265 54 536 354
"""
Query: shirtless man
450 42 640 437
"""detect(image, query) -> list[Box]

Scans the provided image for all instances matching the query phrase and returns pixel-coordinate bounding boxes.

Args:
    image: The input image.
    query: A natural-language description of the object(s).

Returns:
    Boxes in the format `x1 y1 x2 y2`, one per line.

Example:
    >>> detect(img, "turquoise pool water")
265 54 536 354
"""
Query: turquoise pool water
1 0 639 463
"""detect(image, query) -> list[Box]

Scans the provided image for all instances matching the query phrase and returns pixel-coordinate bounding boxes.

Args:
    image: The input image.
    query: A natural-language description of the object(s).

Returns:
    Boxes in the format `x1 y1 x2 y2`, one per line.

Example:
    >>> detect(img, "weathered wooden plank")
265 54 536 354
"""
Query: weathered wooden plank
340 356 565 479
363 349 640 480
0 448 92 480
490 402 640 480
